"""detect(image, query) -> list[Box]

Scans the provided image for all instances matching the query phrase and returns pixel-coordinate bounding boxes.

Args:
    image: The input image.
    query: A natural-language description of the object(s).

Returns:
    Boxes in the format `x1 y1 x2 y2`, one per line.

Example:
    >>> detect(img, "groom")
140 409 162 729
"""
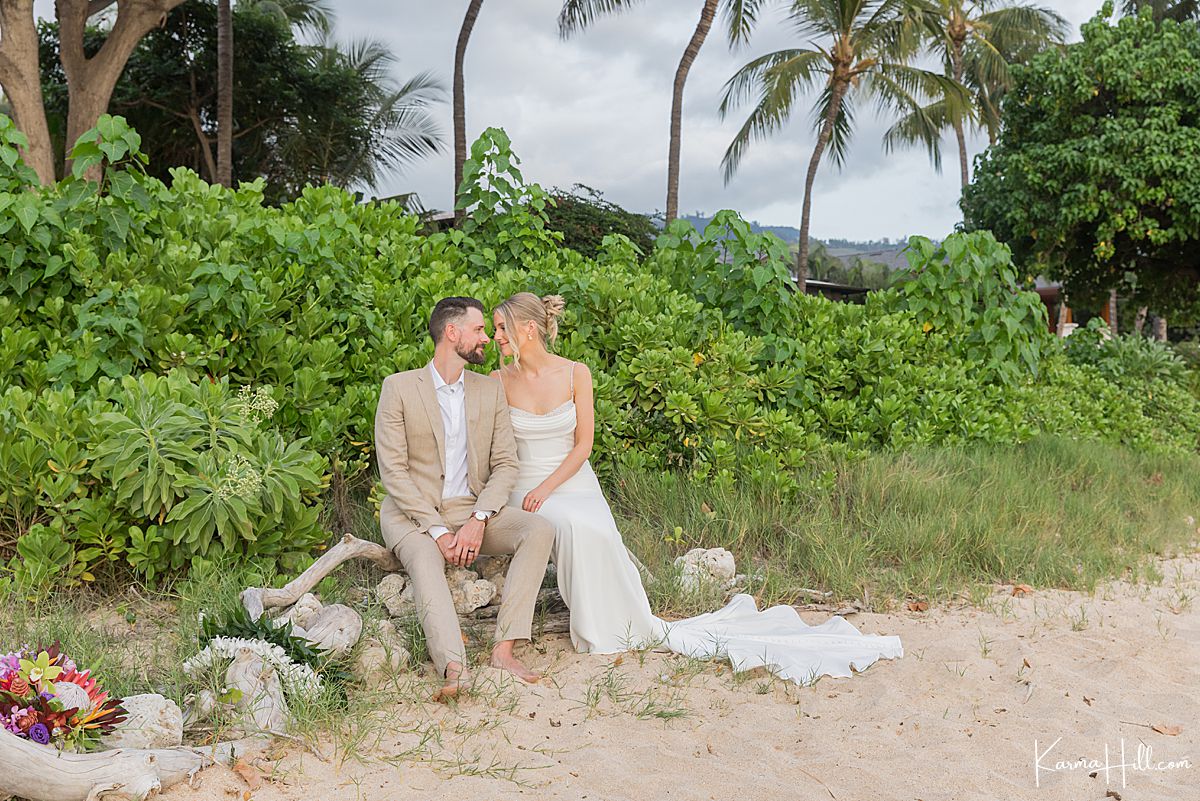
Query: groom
374 297 555 698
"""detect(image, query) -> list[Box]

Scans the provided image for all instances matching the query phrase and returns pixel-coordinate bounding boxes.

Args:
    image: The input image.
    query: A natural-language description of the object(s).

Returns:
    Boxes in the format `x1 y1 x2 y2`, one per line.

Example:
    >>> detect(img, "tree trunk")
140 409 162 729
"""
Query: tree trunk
1153 315 1168 342
0 0 57 183
951 41 969 189
453 0 485 217
215 0 233 186
665 0 718 224
796 80 848 293
57 0 189 177
1134 305 1148 335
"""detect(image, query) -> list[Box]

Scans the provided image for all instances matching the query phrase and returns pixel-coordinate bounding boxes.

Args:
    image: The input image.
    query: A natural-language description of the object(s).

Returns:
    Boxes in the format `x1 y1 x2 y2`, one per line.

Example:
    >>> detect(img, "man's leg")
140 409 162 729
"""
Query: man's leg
392 531 466 680
479 508 555 673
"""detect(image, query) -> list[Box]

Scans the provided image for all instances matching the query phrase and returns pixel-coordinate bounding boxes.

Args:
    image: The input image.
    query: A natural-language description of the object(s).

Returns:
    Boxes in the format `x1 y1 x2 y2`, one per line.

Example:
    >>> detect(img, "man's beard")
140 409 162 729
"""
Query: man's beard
457 341 486 365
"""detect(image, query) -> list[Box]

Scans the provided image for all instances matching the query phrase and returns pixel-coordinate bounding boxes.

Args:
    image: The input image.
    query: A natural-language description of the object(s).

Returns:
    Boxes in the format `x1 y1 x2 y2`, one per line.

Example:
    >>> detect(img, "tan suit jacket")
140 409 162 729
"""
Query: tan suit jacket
374 365 520 550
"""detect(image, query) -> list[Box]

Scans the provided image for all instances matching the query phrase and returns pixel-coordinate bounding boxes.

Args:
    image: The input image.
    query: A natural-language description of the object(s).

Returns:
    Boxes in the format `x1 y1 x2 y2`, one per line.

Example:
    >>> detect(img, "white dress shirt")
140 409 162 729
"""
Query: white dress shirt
426 362 491 539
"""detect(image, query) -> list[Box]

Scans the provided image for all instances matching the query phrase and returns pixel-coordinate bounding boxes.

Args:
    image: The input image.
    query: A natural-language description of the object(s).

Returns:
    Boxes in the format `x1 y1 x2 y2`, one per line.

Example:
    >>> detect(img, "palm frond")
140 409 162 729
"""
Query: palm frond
786 0 846 39
811 83 856 168
243 0 334 36
977 4 1069 51
724 0 770 45
720 48 830 181
719 48 826 117
364 71 447 181
854 0 929 61
882 97 949 171
961 36 1012 90
289 38 446 191
865 61 973 121
558 0 645 38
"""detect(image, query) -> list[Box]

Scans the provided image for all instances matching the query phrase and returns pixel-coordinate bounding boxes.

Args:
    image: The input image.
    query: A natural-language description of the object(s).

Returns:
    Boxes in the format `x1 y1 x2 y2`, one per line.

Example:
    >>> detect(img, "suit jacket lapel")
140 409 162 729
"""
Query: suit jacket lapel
464 372 484 486
415 368 446 469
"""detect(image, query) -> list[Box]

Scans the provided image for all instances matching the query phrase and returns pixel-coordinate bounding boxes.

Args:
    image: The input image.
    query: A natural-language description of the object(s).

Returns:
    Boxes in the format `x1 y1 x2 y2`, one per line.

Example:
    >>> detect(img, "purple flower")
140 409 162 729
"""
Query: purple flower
28 723 50 745
0 651 20 679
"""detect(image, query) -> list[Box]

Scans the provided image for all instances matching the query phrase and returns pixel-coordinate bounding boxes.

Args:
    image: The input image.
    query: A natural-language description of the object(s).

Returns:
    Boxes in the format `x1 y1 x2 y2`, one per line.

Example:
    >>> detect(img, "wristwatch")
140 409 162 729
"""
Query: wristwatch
472 510 493 523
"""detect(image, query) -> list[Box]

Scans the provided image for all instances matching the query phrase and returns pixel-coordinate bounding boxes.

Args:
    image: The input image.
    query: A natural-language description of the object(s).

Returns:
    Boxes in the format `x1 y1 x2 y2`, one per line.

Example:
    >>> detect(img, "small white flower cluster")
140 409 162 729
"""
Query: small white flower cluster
183 636 322 695
218 453 263 500
234 385 279 425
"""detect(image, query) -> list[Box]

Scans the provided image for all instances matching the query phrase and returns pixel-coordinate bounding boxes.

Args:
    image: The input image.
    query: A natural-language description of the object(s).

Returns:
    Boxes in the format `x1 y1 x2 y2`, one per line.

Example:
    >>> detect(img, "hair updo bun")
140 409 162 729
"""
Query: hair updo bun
541 294 566 344
495 291 567 367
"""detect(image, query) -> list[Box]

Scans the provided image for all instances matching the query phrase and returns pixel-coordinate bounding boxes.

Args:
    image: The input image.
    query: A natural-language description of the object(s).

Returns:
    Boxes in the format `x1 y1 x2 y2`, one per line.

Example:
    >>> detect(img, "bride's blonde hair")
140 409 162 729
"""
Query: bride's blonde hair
496 292 565 368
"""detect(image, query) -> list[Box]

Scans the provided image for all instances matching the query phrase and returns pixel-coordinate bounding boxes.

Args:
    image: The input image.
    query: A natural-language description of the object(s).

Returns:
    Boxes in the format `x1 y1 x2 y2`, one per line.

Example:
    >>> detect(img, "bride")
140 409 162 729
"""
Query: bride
490 292 903 684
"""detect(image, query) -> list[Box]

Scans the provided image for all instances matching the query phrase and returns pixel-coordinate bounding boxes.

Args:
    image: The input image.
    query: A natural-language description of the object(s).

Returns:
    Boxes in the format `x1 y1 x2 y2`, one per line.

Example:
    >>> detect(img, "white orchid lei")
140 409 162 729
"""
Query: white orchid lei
183 636 323 695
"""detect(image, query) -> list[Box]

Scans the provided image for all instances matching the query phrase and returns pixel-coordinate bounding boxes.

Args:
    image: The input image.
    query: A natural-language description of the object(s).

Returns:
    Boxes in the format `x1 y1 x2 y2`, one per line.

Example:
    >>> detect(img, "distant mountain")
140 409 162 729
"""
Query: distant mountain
676 213 912 270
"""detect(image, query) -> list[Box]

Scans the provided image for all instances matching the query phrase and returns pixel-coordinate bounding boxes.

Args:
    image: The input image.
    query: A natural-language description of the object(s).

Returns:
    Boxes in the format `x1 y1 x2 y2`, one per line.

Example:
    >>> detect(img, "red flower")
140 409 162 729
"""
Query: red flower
57 667 126 734
8 678 29 698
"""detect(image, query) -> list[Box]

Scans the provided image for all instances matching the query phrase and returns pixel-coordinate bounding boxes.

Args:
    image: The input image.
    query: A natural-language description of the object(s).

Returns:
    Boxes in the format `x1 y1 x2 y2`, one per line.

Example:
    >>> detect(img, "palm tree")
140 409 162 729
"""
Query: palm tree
1121 0 1199 23
216 0 233 186
281 38 445 191
559 0 772 223
885 1 1066 188
454 0 485 217
720 0 968 288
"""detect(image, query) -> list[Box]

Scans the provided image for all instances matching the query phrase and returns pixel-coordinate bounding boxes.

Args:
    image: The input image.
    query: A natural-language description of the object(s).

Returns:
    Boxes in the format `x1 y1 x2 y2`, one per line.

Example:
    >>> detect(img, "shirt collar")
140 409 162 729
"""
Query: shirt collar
428 361 465 392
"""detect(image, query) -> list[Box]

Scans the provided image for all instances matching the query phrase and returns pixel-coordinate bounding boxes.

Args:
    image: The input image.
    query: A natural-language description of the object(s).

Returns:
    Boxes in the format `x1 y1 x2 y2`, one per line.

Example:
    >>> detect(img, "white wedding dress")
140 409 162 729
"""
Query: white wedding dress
507 397 904 685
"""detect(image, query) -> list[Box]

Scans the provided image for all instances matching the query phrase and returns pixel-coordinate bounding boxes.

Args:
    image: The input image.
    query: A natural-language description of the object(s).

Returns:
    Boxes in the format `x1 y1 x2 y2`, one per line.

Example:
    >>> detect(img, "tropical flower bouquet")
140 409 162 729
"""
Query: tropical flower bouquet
0 643 127 751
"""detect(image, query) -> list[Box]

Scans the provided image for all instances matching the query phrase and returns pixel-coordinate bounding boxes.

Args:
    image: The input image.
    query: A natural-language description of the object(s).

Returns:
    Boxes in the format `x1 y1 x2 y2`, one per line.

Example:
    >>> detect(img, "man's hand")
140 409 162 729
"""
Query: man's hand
450 517 486 567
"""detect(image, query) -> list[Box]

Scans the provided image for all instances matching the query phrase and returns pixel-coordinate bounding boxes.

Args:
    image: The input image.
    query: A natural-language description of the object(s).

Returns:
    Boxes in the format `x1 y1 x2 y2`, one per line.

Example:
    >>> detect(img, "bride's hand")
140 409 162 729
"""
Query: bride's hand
522 484 552 513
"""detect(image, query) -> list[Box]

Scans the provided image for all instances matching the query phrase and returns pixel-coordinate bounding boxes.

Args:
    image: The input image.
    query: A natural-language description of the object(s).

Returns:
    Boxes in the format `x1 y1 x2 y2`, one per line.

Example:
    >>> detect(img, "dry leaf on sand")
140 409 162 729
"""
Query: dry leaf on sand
233 759 264 790
1151 723 1183 736
1012 584 1033 597
906 601 929 612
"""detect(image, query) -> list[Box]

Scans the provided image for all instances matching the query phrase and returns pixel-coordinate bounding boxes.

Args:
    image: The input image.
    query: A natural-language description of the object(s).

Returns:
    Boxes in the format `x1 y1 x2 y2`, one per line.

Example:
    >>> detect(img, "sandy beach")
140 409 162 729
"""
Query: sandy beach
160 552 1199 801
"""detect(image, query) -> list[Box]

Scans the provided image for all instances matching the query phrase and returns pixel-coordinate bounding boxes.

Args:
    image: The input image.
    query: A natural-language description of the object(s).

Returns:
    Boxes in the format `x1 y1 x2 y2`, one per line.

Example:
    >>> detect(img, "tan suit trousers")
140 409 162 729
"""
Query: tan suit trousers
391 496 555 677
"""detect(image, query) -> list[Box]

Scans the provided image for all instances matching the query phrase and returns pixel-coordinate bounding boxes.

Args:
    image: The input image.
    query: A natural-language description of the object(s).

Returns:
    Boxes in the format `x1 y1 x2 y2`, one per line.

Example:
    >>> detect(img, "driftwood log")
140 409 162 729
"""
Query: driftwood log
241 533 402 621
0 729 267 801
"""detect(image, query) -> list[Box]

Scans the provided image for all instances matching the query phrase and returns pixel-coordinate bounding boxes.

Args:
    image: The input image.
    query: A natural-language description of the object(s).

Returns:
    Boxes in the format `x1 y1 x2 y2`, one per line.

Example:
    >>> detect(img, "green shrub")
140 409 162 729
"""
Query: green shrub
1 113 1198 593
0 371 325 594
545 184 658 259
880 231 1052 384
1066 319 1189 385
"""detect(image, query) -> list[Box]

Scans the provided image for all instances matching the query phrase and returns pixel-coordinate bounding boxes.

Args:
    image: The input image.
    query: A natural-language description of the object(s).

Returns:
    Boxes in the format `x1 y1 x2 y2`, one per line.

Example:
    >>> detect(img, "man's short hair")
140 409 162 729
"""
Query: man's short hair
428 297 485 344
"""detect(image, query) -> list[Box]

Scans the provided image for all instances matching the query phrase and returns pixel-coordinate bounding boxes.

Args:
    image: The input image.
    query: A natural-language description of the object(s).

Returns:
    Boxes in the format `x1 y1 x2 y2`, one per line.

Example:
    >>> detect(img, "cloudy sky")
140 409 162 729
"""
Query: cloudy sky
329 0 1109 241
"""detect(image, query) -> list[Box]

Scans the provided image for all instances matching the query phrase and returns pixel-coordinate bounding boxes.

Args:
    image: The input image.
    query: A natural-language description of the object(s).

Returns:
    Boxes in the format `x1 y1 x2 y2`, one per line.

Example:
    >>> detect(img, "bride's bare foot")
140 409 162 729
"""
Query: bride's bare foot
490 641 541 684
433 661 468 702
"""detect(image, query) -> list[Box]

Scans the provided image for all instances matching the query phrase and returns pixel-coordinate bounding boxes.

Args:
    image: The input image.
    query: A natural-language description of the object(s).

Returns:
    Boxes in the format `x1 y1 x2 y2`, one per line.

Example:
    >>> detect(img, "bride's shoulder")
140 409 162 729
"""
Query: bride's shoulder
489 365 517 390
565 359 592 392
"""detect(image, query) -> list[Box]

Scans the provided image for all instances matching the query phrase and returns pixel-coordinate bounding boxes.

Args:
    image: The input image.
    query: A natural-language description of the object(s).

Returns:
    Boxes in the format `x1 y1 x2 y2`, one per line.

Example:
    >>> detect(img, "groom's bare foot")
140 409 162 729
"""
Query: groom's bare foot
433 661 468 702
490 641 541 684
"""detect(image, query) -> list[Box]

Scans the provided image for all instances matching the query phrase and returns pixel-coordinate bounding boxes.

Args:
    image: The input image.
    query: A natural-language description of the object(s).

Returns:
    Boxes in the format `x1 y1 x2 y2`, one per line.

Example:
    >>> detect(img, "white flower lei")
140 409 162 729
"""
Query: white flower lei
183 636 323 695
